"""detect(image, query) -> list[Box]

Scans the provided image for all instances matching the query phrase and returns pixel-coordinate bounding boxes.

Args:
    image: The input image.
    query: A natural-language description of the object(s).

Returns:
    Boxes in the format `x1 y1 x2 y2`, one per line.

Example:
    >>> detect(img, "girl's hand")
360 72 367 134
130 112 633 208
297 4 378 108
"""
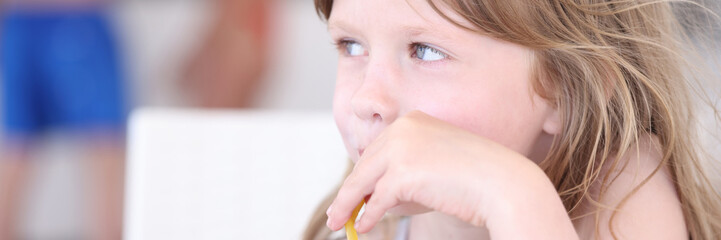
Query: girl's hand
325 111 578 239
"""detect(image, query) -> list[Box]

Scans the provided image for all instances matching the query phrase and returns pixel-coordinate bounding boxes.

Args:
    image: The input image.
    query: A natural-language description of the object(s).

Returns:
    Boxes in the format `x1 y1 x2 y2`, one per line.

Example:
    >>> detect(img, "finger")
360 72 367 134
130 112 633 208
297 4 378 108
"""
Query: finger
326 150 387 231
354 175 400 234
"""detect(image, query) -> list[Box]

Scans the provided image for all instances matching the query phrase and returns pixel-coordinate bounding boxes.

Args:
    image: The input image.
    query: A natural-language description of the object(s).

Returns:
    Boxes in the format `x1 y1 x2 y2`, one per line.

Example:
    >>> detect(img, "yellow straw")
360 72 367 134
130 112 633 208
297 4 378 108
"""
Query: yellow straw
345 201 365 240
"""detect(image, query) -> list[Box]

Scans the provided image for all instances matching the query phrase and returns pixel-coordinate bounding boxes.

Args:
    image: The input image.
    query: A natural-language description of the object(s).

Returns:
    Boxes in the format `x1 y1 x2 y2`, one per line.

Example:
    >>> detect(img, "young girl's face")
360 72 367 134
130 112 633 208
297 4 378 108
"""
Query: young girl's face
330 0 560 162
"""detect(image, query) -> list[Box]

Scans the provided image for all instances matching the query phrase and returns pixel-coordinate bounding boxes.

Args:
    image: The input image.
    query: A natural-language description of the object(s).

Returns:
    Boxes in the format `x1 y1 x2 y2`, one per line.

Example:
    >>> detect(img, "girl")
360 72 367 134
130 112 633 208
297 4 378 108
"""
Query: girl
305 0 721 239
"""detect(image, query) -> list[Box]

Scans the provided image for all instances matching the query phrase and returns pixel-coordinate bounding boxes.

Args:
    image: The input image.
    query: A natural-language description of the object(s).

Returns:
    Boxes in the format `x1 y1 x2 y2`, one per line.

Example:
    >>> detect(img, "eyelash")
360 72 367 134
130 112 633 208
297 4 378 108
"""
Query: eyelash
409 43 450 65
333 39 451 63
333 39 364 56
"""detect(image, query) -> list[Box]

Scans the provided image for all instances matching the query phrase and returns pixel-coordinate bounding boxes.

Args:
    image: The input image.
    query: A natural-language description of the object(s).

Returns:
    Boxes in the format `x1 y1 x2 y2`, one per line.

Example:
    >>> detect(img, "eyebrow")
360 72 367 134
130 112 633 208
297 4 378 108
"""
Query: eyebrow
327 19 360 35
327 18 463 58
328 19 454 42
401 25 440 38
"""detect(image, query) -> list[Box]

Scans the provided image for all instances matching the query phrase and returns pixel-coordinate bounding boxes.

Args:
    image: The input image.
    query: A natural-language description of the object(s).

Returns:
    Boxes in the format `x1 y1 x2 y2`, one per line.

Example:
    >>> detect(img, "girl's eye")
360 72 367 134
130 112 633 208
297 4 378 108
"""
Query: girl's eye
337 40 367 57
413 44 447 61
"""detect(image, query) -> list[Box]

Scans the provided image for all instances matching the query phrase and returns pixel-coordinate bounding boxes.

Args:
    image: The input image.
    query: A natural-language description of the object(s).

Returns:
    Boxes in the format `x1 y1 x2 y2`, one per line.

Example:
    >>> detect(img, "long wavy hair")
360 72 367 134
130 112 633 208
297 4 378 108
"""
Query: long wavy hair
304 0 721 239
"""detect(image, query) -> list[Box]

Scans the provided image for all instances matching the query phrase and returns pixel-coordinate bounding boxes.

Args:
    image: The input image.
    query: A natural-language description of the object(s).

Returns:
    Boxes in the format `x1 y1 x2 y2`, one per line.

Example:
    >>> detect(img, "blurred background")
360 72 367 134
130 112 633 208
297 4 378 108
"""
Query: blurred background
0 0 719 239
0 0 337 239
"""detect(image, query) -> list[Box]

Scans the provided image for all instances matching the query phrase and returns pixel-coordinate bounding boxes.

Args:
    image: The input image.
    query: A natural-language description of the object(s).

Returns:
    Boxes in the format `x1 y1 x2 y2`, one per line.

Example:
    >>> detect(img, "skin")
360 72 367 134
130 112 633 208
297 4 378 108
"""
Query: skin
0 147 31 240
323 0 687 239
181 0 269 108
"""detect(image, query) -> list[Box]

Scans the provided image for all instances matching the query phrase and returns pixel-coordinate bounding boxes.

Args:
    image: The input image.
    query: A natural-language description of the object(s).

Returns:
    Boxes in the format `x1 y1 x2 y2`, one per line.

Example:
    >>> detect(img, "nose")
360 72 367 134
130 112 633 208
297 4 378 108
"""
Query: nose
350 59 399 125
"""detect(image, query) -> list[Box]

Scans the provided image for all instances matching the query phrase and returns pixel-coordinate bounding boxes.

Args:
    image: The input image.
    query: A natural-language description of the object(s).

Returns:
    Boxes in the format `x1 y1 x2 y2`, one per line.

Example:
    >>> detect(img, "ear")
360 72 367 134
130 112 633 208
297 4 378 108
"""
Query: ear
542 105 562 135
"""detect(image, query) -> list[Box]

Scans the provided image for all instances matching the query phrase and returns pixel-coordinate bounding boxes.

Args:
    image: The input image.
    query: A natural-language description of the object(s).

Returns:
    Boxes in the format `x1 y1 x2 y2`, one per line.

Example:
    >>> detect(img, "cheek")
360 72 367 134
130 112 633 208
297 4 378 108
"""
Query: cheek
333 76 358 158
411 80 549 156
425 100 546 155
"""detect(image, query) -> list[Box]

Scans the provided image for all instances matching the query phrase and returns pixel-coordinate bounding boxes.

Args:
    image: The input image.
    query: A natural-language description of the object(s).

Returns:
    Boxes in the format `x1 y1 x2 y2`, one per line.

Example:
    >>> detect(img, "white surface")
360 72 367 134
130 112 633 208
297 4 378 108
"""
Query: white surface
124 109 348 240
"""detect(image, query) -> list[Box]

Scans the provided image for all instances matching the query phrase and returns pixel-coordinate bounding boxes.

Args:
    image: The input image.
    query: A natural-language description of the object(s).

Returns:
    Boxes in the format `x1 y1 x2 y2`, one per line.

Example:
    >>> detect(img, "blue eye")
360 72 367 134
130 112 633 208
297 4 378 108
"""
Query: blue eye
337 40 366 57
413 44 447 61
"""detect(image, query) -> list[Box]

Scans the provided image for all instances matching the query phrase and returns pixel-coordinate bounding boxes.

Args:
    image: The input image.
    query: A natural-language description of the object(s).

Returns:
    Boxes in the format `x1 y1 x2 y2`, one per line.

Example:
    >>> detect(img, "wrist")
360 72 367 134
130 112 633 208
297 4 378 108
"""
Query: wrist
483 154 578 239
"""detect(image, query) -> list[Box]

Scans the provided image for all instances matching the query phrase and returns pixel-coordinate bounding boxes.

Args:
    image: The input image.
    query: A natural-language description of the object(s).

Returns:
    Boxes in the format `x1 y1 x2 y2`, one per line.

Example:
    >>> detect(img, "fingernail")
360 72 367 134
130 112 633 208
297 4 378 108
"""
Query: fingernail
354 220 361 230
326 218 332 228
326 205 333 215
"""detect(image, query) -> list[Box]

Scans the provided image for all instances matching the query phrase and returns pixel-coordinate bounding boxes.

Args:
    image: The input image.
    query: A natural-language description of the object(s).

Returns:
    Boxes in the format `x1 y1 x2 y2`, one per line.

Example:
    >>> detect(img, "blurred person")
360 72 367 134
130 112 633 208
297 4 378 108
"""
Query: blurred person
182 0 271 108
0 0 126 239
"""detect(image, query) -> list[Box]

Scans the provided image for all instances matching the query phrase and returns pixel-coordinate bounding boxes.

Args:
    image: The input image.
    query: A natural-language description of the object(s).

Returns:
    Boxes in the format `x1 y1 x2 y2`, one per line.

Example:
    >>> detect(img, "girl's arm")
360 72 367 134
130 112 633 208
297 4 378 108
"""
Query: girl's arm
481 157 579 239
325 111 578 239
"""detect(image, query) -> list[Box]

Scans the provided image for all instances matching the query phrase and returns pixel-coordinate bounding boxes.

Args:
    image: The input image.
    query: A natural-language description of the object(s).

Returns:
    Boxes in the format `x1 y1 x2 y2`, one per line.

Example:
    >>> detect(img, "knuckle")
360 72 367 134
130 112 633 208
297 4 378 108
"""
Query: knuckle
396 172 423 202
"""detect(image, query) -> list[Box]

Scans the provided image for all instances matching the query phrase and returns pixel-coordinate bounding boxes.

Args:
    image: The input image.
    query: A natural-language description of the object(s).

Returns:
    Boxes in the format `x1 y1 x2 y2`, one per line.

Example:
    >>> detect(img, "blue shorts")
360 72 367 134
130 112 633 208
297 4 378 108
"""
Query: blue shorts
1 9 127 140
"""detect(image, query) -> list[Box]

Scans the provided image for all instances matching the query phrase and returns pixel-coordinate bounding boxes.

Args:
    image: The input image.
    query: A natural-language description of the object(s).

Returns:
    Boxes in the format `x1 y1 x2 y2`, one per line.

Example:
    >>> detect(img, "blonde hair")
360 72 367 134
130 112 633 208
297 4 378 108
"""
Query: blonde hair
305 0 721 239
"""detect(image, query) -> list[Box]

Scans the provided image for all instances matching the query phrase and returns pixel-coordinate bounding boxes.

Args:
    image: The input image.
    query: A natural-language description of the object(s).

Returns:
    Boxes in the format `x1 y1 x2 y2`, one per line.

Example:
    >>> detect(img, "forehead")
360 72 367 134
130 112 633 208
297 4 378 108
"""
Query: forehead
328 0 469 37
